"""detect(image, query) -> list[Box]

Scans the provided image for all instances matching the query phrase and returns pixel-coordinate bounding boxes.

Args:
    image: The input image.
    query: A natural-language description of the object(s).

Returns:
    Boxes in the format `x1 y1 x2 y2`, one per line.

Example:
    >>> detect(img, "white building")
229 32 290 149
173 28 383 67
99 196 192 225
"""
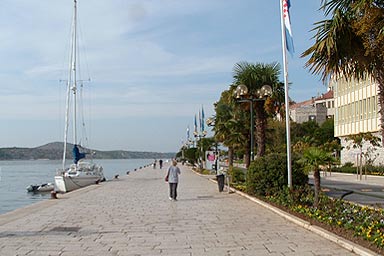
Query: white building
315 90 335 119
289 90 334 125
333 77 384 165
289 98 327 124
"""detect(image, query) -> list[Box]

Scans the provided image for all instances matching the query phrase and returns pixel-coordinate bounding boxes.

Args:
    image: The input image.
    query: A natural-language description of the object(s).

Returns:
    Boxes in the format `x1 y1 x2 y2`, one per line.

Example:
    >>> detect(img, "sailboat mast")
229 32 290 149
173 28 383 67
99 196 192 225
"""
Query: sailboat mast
62 0 78 169
72 0 78 146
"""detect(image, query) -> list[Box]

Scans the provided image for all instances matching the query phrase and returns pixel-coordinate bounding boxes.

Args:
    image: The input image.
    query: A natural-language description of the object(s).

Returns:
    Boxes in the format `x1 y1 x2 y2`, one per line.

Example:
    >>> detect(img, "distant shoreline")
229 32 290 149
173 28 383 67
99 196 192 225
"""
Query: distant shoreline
0 142 176 161
0 158 170 161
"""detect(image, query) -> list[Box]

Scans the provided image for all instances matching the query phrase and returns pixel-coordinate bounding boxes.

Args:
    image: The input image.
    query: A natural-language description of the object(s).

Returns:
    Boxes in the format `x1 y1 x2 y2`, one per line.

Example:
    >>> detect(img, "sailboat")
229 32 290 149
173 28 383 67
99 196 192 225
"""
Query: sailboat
54 0 105 193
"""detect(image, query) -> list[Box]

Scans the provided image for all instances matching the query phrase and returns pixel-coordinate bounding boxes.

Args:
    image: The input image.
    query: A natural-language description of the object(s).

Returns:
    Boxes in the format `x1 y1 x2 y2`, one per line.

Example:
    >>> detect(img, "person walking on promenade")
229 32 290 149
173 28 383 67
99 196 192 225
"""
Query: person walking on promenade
159 159 163 169
153 159 157 169
165 159 181 201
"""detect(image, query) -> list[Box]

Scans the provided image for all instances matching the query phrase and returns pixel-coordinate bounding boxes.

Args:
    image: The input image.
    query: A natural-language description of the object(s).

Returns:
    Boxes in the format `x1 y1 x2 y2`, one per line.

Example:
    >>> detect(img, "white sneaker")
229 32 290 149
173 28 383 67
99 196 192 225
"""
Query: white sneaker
169 197 173 201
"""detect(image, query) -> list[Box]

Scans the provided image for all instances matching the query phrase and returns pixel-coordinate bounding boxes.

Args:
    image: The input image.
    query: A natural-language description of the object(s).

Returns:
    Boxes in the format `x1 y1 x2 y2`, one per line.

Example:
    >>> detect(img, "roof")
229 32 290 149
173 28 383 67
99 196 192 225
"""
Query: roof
290 98 314 110
315 90 334 100
290 90 334 110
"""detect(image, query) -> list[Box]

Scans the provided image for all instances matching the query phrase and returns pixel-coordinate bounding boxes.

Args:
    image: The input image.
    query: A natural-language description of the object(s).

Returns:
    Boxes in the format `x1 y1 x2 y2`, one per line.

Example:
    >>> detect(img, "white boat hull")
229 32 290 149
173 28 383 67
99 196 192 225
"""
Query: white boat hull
54 161 104 193
54 175 100 193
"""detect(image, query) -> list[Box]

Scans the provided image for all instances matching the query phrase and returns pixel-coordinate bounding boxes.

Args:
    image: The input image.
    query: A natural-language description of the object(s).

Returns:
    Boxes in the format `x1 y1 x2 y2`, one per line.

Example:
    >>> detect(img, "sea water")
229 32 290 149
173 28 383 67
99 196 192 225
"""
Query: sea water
0 159 154 215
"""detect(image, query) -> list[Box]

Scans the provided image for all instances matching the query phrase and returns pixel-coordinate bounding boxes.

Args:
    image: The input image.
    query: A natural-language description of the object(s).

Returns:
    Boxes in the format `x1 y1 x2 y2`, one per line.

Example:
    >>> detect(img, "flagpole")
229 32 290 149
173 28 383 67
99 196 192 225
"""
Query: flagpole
280 0 292 188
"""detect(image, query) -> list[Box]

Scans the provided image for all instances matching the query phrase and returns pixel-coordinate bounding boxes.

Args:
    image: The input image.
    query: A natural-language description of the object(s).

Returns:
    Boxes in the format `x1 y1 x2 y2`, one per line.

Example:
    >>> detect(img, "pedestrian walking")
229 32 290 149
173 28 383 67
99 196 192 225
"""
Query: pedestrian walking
216 167 225 192
153 159 157 169
159 159 163 169
165 159 181 201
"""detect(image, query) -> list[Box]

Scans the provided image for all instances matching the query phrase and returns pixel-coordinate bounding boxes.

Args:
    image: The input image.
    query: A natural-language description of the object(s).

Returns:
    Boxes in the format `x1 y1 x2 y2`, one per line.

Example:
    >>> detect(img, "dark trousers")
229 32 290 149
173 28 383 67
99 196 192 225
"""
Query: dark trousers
169 183 178 199
217 174 225 192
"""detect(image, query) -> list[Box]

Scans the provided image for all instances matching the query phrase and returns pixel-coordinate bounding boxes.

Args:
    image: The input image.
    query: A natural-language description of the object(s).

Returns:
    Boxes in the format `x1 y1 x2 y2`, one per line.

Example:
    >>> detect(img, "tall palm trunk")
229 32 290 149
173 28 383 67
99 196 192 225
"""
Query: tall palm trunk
313 169 321 208
255 101 267 157
245 142 250 168
228 147 234 167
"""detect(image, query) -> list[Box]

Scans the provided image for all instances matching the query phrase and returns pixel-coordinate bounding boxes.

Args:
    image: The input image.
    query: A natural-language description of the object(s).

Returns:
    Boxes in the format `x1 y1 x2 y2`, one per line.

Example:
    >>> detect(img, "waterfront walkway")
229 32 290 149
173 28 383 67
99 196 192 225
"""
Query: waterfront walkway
0 163 375 255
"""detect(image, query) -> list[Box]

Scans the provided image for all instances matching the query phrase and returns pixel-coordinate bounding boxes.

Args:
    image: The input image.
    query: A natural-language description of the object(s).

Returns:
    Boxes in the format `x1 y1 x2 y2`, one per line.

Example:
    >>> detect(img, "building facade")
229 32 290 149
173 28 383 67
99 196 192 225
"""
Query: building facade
289 90 334 125
333 77 384 165
314 90 335 119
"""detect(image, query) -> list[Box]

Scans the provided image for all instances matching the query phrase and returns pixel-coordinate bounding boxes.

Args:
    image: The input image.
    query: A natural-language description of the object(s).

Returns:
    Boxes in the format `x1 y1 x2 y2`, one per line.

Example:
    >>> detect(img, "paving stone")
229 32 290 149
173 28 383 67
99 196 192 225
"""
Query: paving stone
0 163 368 255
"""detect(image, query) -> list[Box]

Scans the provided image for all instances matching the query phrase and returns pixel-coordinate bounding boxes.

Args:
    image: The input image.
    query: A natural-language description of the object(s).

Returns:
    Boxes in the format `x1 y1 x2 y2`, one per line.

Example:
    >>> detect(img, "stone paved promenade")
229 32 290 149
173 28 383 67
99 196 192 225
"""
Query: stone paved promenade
0 163 368 255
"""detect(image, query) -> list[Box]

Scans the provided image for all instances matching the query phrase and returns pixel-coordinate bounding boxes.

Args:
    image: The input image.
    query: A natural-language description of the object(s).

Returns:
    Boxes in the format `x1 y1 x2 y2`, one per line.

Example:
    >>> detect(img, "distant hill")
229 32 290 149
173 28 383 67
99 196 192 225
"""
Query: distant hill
0 142 176 160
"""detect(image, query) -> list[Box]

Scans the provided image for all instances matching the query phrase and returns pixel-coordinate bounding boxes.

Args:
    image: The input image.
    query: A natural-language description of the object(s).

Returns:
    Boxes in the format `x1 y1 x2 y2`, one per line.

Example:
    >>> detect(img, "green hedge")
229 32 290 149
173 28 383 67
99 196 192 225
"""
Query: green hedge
246 153 308 196
229 167 246 183
332 162 384 176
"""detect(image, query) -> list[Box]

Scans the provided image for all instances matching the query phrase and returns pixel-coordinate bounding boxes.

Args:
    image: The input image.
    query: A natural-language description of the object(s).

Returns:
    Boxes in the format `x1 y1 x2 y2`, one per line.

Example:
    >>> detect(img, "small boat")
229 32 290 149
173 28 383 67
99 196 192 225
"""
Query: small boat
26 183 54 193
55 160 104 193
54 0 104 193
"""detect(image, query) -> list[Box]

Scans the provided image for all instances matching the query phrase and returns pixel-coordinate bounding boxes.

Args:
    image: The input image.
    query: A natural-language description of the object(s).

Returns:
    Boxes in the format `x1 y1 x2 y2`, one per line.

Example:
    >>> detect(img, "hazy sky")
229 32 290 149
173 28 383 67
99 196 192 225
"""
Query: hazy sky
0 1 327 152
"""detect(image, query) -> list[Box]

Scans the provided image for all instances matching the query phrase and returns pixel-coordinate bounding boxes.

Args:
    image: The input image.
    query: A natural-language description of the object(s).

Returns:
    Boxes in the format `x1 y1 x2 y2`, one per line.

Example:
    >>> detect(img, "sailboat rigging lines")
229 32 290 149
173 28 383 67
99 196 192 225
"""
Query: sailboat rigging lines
54 0 104 193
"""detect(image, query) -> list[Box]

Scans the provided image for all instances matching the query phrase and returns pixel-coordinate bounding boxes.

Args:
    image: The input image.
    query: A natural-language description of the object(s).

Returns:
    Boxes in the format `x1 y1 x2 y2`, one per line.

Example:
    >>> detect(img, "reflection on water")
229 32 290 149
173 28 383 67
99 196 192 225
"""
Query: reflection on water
0 159 153 215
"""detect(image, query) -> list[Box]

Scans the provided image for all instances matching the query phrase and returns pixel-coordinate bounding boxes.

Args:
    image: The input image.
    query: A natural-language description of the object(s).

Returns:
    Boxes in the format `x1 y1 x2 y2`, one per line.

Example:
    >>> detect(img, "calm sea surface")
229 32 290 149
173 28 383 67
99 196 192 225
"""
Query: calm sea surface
0 159 154 215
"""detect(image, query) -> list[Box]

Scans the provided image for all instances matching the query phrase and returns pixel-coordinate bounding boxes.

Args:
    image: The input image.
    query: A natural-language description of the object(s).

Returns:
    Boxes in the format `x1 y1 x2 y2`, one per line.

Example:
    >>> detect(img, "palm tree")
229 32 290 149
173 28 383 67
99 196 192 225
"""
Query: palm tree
299 147 334 207
302 0 384 142
214 90 247 167
233 61 281 161
265 81 287 120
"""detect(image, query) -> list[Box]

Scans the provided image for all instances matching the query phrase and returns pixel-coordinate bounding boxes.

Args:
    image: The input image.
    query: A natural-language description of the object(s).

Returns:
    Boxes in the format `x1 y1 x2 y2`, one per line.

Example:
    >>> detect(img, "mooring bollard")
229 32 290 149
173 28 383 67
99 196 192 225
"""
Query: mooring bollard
51 191 57 199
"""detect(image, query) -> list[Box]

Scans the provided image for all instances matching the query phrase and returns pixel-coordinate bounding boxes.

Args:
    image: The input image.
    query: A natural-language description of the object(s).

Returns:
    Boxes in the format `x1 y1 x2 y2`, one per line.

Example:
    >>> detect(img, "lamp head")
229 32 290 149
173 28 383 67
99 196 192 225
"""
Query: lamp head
234 84 248 98
255 85 273 98
206 117 215 126
261 85 272 97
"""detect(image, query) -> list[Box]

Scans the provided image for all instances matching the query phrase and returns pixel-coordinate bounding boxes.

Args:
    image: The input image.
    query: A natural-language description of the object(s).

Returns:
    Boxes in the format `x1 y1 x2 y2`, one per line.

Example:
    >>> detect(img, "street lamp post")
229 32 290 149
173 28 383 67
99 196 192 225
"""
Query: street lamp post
234 84 272 161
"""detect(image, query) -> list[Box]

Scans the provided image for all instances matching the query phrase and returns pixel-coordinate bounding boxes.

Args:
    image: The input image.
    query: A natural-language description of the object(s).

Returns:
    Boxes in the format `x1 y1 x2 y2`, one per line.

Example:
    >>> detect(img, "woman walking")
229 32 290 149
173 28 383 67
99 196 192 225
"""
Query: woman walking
165 159 181 201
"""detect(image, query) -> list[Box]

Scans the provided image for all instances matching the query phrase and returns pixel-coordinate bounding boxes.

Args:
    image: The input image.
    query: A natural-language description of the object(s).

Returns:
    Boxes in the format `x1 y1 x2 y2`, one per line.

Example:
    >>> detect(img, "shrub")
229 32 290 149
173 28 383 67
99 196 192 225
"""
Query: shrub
366 165 384 176
246 153 308 196
332 162 384 176
200 169 212 175
332 162 356 173
267 185 314 208
229 167 246 183
232 184 247 192
184 148 198 165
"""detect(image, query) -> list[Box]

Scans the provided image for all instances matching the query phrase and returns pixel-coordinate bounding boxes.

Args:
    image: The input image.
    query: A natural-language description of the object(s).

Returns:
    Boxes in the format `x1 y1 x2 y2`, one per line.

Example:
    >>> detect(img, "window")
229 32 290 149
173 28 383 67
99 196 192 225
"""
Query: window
360 100 363 119
348 103 352 122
